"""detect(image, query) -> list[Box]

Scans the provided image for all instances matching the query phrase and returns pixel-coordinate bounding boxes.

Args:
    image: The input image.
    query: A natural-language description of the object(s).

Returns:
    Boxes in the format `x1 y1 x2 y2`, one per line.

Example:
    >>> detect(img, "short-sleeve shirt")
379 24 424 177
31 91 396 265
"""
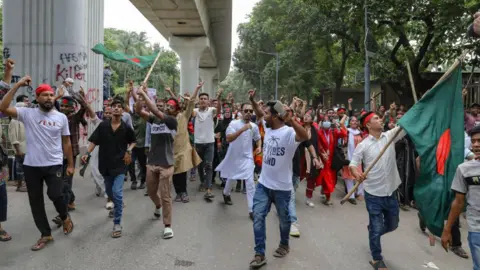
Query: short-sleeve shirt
451 160 480 232
147 114 177 167
132 113 147 148
17 107 70 166
258 124 300 191
194 107 216 144
89 120 136 177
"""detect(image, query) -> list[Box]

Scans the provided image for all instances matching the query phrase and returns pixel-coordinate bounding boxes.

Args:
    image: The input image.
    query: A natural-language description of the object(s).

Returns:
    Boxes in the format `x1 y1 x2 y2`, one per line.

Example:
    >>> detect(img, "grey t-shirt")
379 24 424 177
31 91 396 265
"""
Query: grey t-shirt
451 160 480 232
147 114 177 167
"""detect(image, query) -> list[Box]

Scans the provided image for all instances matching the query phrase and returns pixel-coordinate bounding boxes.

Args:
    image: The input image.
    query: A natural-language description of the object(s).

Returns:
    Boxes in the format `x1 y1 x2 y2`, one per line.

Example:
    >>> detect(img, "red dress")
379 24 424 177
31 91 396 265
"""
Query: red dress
317 127 347 195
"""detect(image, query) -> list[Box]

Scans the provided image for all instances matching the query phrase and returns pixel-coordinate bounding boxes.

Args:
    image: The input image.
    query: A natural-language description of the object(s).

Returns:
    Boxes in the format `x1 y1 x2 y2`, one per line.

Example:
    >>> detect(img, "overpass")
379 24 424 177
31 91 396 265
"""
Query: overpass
129 0 233 96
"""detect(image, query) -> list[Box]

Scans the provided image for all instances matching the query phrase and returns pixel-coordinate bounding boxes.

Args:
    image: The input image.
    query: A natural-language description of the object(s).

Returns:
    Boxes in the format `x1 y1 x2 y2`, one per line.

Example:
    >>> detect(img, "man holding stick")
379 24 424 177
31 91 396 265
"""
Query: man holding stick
349 111 406 270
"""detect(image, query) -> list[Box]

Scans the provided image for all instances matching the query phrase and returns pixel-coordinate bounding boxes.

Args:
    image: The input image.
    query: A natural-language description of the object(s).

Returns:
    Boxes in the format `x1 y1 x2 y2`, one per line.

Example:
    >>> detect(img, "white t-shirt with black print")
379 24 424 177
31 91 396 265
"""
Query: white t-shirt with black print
258 124 300 191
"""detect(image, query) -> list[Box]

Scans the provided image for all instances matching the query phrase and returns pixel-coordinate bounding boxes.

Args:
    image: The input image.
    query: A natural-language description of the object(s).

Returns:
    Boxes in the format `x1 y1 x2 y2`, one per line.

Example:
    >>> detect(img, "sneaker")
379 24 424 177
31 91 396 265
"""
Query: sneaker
131 181 137 190
108 209 114 218
290 223 300 238
163 227 174 239
174 194 182 202
348 198 357 205
106 201 114 210
153 207 161 219
305 199 315 208
138 182 146 189
181 193 190 203
223 194 233 205
204 191 215 199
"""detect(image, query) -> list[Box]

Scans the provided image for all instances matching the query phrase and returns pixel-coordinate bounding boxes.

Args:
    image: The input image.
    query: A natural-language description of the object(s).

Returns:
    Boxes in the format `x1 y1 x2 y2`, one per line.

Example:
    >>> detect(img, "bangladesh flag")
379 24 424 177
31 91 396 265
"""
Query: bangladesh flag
91 44 159 69
398 65 464 237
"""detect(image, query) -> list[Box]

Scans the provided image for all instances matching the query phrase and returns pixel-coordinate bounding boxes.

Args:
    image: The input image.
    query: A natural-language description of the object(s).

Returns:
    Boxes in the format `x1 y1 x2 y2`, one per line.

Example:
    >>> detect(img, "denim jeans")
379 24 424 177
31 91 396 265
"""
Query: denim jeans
104 174 125 225
195 143 214 189
469 231 480 270
365 192 399 261
253 183 291 256
15 155 25 181
62 156 77 205
289 174 300 223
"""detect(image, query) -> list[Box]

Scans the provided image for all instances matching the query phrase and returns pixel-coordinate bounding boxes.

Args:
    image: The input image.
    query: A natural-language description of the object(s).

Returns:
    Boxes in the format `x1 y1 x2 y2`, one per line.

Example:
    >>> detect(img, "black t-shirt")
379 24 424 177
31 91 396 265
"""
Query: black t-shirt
147 114 177 166
89 120 136 177
292 140 311 177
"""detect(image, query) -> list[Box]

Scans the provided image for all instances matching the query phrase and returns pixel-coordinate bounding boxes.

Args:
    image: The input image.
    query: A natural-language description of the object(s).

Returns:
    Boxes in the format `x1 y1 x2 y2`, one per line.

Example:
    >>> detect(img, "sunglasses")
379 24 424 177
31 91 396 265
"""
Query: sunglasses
243 109 254 114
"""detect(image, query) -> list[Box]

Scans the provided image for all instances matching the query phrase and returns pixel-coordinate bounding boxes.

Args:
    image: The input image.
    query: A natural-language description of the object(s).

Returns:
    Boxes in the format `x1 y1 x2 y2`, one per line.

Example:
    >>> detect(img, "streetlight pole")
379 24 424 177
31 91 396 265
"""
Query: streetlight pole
258 51 279 100
364 0 371 111
248 69 263 100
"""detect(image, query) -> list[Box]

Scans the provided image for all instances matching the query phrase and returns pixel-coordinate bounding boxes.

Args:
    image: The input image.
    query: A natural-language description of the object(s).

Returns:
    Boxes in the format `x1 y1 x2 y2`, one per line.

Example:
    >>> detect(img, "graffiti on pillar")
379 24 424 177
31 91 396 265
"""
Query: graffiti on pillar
3 48 10 60
56 52 87 82
85 88 99 106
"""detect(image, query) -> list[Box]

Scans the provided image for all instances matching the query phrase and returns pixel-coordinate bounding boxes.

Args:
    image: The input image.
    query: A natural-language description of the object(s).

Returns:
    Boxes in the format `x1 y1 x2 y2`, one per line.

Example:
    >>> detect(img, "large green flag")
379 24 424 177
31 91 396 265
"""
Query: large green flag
91 44 159 69
398 65 464 237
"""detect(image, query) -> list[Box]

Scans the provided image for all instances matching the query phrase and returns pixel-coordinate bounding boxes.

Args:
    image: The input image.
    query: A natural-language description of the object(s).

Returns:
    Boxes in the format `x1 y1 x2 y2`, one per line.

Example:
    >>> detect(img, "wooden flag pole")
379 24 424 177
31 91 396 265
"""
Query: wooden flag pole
406 61 418 103
341 50 469 206
142 52 162 85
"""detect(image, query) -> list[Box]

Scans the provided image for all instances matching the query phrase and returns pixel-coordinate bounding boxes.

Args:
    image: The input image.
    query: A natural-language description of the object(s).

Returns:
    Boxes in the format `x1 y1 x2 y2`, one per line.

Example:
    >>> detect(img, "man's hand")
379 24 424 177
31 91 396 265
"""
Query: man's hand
348 98 353 104
462 88 468 97
248 89 256 101
216 88 224 98
81 154 89 164
321 151 329 161
15 151 25 157
313 158 321 169
5 59 15 72
17 76 32 87
66 165 75 176
196 81 205 91
474 12 480 36
123 152 132 165
242 123 252 132
227 92 233 100
390 102 396 111
255 146 262 155
441 230 452 252
355 172 367 183
283 106 293 123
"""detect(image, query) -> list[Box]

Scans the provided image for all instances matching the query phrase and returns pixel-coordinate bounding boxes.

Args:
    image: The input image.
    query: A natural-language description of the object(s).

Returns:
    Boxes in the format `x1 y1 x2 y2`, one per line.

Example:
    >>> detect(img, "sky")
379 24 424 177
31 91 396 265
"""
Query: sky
104 0 259 57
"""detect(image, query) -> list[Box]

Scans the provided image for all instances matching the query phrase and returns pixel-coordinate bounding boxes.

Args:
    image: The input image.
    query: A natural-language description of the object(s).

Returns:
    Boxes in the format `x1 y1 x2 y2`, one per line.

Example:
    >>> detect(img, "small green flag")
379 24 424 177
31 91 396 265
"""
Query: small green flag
91 43 159 69
398 65 464 237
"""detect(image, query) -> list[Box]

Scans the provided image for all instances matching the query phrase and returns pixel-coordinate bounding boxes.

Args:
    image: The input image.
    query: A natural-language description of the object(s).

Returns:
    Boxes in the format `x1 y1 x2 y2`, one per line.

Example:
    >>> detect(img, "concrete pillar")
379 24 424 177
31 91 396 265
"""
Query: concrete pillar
199 68 218 97
3 0 105 100
169 36 209 95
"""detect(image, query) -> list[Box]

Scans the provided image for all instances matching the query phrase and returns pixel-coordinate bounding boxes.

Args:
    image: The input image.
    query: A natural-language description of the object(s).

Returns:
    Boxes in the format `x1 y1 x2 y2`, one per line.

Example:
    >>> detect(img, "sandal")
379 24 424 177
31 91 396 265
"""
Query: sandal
52 216 62 228
369 260 388 270
63 216 74 235
249 255 267 269
111 224 122 238
451 246 469 259
31 236 54 251
0 229 12 242
273 245 289 258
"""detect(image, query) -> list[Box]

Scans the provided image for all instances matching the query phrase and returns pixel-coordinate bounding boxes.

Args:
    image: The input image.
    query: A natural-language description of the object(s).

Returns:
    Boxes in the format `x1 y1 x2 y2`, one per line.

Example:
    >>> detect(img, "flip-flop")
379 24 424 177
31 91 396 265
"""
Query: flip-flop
0 230 12 242
249 255 267 269
273 245 289 258
111 224 122 238
63 216 74 235
31 236 53 251
369 260 388 270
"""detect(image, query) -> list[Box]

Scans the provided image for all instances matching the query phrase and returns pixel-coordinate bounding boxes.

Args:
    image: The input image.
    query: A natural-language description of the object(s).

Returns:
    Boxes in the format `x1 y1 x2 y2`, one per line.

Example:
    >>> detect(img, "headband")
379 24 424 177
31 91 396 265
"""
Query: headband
167 99 179 109
35 84 54 95
61 98 76 107
337 108 346 113
362 112 375 126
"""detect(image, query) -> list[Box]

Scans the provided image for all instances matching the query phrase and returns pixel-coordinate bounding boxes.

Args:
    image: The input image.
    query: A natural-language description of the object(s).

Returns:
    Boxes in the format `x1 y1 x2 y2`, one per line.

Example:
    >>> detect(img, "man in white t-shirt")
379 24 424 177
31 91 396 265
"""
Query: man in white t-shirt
192 89 222 200
248 90 309 269
0 61 75 251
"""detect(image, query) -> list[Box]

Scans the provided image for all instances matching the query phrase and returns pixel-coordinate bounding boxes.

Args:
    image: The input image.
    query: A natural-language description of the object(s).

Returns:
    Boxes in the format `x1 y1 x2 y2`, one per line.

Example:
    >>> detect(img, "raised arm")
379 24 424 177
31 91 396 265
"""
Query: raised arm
215 88 223 114
184 82 204 119
0 75 31 118
166 87 177 100
137 84 165 120
132 87 153 121
248 89 264 118
284 107 308 142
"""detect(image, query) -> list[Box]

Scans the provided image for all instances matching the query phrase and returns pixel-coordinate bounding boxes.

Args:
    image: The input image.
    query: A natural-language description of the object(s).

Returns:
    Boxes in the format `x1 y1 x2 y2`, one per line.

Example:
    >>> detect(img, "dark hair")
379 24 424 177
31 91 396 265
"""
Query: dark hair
470 125 480 137
110 99 124 109
16 95 28 103
266 101 279 116
241 102 251 110
199 93 209 99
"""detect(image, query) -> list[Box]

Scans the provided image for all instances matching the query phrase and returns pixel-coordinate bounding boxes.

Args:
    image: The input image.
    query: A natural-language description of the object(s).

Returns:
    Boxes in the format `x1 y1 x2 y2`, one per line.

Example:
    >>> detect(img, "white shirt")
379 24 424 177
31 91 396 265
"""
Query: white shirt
349 126 406 196
17 107 70 166
259 124 300 191
194 107 217 144
215 120 261 179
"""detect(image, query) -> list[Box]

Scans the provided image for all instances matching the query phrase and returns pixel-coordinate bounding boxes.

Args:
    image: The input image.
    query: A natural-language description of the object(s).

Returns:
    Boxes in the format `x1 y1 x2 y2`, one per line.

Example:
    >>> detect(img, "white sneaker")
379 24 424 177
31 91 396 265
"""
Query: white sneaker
290 223 300 237
305 199 315 207
163 227 174 239
153 207 161 219
106 201 114 210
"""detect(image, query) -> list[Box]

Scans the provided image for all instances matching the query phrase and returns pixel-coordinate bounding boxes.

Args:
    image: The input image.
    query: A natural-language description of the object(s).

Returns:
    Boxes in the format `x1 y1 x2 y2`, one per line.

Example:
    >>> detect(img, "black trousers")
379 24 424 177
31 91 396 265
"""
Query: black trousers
62 156 77 204
0 183 6 222
24 165 68 237
173 172 187 194
451 217 462 247
128 147 147 183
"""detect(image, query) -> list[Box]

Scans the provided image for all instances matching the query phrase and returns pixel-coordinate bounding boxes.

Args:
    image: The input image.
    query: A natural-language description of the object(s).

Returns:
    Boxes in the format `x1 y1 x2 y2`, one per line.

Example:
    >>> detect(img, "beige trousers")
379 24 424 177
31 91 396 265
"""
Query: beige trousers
146 165 174 225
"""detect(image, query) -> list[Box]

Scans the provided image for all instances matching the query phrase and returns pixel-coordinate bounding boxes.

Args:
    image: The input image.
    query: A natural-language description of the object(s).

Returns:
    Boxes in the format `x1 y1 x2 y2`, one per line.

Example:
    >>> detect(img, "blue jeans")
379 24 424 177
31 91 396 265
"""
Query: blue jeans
289 175 300 223
195 143 214 189
469 231 480 270
253 183 291 256
104 174 125 225
365 192 399 261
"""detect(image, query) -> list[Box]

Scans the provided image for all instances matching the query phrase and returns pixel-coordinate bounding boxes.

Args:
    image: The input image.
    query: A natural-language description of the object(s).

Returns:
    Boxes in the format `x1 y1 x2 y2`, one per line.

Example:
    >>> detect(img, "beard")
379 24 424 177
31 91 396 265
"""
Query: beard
265 121 272 128
39 102 54 111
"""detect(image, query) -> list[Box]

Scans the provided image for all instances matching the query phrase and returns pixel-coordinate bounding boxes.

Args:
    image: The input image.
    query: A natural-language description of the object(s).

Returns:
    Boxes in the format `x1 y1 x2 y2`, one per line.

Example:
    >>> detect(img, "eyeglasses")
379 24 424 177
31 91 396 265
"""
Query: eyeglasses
243 109 254 114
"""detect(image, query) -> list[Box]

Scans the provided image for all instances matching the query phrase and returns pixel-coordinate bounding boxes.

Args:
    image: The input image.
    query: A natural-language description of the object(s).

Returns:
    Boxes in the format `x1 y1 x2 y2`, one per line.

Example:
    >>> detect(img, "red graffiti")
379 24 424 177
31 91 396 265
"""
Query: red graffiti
56 64 87 82
85 88 99 105
79 124 89 146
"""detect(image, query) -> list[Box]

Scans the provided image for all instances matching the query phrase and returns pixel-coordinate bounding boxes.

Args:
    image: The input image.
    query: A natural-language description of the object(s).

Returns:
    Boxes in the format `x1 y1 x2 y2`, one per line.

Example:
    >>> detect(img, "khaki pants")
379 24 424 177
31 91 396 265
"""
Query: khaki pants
146 165 174 225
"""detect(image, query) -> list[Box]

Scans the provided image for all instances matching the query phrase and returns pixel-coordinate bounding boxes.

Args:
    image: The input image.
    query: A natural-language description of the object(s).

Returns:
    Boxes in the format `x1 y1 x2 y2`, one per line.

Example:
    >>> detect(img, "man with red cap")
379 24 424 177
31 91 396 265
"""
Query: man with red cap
0 60 75 250
349 111 407 270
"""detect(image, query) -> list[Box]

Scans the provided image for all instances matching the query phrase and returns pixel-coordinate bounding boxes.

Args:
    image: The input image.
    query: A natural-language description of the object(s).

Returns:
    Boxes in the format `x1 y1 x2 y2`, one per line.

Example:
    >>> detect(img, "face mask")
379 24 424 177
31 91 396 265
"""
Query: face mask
322 121 331 129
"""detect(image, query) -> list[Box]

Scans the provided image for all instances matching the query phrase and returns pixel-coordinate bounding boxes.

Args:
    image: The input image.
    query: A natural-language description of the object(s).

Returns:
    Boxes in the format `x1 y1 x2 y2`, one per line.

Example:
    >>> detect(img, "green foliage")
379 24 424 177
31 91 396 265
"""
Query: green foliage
219 68 255 103
103 28 180 93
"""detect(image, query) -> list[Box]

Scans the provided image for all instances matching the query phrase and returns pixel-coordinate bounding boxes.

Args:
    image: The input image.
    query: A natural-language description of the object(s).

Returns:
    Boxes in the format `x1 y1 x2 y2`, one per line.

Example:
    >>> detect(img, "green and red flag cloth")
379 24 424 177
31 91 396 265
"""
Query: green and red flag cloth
398 65 464 237
91 44 159 69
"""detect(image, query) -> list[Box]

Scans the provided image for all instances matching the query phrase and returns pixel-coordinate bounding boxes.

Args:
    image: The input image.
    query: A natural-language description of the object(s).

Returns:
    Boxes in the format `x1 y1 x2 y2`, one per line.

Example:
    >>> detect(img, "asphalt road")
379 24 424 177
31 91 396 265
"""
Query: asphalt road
0 174 473 270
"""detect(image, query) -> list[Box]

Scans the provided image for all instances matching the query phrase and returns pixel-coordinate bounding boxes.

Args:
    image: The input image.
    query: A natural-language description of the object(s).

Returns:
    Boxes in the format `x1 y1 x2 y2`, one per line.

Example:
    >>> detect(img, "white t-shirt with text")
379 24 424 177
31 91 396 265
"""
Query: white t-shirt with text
194 107 217 144
17 107 70 166
258 124 300 191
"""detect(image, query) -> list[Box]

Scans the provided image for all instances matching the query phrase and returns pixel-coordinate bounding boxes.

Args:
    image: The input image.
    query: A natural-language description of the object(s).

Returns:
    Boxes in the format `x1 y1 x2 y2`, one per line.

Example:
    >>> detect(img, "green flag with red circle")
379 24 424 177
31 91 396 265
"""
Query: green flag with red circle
92 44 159 69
